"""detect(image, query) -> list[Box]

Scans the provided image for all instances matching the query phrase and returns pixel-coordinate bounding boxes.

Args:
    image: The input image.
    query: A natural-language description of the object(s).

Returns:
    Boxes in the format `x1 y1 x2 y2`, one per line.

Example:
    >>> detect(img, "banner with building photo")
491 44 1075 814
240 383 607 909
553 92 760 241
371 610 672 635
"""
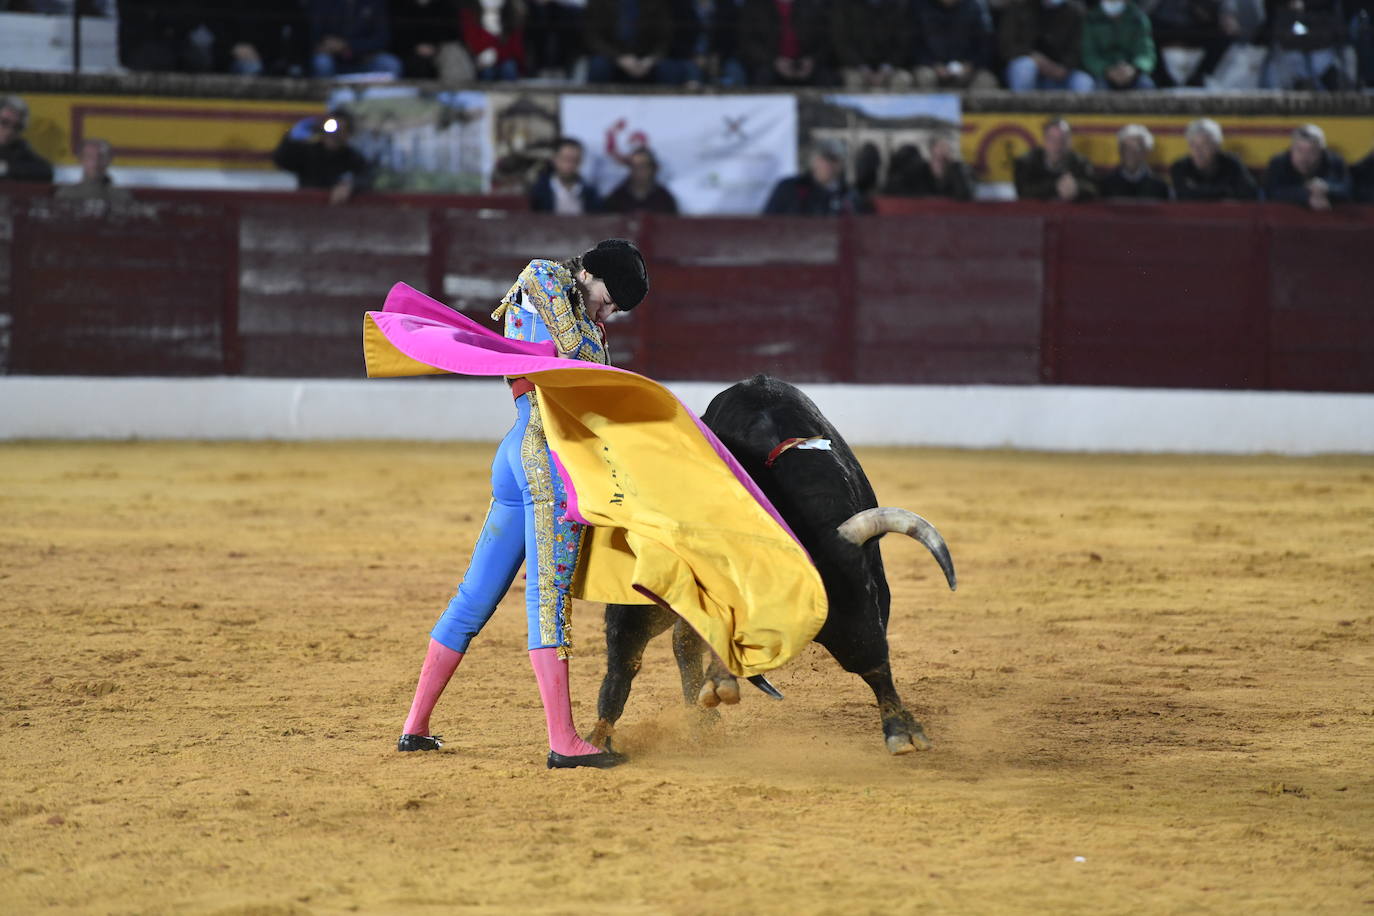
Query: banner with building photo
800 94 963 195
559 95 799 216
346 90 492 193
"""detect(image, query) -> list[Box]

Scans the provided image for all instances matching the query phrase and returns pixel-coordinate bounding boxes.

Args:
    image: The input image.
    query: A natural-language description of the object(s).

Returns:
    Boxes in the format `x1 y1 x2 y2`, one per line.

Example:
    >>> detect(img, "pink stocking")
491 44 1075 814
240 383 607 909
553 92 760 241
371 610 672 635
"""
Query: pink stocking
402 639 464 736
529 648 602 756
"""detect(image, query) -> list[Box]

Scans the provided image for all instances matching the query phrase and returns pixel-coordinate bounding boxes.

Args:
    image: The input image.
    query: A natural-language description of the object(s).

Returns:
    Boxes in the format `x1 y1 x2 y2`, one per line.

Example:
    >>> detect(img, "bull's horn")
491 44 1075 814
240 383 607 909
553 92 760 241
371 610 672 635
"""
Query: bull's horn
747 674 784 700
837 508 957 591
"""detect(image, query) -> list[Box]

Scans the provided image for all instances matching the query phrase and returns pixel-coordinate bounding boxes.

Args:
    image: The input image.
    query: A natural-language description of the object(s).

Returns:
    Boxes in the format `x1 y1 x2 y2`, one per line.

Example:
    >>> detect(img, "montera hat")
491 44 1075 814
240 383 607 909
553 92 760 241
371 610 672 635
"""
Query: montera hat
581 238 649 311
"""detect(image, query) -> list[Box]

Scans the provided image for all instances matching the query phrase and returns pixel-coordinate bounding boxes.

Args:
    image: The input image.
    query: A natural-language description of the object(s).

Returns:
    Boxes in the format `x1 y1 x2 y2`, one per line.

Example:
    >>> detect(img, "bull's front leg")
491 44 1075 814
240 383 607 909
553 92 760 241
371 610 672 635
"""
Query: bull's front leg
859 662 932 754
589 602 675 750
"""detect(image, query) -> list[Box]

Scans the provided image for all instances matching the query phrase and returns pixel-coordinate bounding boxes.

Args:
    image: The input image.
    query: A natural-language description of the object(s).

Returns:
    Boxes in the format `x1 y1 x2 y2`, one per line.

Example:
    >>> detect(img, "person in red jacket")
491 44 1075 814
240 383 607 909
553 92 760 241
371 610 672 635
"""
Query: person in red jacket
460 0 527 80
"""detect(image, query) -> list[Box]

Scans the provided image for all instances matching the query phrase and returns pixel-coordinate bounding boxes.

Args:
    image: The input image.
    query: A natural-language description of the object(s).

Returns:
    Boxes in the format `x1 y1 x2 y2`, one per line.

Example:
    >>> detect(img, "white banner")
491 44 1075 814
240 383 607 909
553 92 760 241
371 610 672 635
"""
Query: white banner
559 95 798 216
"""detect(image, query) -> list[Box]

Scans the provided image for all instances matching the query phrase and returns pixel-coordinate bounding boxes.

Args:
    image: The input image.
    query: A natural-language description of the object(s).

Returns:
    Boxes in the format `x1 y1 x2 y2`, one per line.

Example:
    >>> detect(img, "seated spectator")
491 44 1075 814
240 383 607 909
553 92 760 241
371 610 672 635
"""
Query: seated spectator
0 96 54 185
999 0 1096 91
1013 118 1097 201
307 0 404 78
1143 0 1233 87
1263 124 1351 210
525 0 586 78
911 0 999 89
1170 118 1258 201
1082 0 1158 88
737 0 831 86
390 0 476 83
1263 0 1348 89
1353 148 1374 203
1100 123 1170 199
224 1 311 77
763 142 870 215
459 0 527 79
885 136 976 200
273 111 369 204
55 139 133 203
882 143 932 195
831 0 914 89
662 0 746 86
529 136 603 214
583 0 673 83
605 147 679 213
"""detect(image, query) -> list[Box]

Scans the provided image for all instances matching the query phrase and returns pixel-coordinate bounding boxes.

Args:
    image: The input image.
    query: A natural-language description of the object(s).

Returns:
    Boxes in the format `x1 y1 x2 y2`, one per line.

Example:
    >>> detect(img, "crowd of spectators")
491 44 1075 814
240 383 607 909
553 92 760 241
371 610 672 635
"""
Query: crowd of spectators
5 0 1365 91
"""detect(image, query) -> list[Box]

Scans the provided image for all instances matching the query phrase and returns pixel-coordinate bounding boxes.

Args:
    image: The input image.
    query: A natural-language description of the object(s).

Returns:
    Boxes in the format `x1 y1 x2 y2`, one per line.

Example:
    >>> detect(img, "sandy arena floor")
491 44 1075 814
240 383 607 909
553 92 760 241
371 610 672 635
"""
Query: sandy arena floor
1 441 1371 914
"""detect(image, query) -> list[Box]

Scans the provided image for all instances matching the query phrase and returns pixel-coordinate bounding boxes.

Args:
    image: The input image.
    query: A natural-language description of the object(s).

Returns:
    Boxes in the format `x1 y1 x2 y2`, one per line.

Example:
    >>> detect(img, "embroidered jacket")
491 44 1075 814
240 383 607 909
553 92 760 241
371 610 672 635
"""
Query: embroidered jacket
491 259 608 365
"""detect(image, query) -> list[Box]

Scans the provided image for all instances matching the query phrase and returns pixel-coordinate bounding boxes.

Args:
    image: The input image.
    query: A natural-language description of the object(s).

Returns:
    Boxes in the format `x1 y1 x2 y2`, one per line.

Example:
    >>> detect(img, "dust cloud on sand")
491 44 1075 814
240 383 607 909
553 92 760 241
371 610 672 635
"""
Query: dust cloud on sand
1 442 1371 914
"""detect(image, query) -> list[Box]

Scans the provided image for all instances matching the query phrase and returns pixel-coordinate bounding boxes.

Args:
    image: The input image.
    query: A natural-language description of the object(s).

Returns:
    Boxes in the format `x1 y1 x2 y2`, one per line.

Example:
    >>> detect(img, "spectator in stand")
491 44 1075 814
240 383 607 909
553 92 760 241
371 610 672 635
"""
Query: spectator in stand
55 139 133 203
912 0 999 90
737 0 831 86
604 147 680 213
459 0 527 79
273 111 370 205
222 1 310 76
1353 147 1374 203
0 96 53 185
662 0 746 86
1014 118 1098 201
529 136 603 214
832 0 915 89
526 0 587 78
1170 118 1259 201
1100 124 1170 199
1142 0 1232 87
1082 0 1158 88
763 142 871 215
1263 0 1348 89
999 0 1096 91
1263 124 1351 210
307 0 405 77
583 0 673 83
390 0 477 83
923 135 976 200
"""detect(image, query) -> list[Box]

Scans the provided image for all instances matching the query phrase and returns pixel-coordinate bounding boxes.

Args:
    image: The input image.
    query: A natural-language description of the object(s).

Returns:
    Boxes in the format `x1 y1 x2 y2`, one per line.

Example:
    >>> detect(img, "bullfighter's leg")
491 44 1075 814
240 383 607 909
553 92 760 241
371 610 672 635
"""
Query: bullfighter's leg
588 603 675 750
818 615 932 754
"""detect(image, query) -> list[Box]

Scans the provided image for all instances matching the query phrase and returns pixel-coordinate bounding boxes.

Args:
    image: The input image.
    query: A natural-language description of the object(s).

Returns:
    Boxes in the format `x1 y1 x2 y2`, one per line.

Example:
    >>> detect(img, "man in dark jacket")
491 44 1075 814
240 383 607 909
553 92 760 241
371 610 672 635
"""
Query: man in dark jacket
832 0 914 89
912 0 998 89
1013 118 1097 201
0 96 54 185
999 0 1095 91
604 147 679 214
529 137 603 215
1263 124 1351 210
1170 118 1258 201
273 111 370 204
583 0 673 82
307 0 404 77
764 143 870 215
1100 123 1170 199
737 0 831 86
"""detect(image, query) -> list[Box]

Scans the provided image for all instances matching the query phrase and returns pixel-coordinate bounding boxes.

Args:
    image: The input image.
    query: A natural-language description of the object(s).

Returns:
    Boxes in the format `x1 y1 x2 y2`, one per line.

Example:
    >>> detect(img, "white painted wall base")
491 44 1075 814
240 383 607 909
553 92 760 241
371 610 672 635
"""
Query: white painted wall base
2 376 1372 455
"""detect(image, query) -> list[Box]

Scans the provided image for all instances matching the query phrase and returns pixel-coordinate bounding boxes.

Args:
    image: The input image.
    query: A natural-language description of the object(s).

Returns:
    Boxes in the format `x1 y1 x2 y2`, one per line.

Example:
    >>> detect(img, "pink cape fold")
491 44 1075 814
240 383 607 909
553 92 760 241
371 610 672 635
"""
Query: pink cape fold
368 282 803 550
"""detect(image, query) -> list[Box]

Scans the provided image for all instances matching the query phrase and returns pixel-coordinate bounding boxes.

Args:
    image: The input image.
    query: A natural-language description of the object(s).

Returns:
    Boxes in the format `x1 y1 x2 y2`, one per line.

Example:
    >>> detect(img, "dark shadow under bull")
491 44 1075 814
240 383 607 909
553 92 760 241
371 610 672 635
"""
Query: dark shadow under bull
586 375 957 755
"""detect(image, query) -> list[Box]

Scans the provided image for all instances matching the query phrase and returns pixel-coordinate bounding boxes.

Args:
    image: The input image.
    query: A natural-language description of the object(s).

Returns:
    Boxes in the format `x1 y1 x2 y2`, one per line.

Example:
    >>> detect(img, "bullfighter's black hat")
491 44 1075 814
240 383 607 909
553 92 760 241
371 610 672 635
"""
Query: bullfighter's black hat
580 238 649 311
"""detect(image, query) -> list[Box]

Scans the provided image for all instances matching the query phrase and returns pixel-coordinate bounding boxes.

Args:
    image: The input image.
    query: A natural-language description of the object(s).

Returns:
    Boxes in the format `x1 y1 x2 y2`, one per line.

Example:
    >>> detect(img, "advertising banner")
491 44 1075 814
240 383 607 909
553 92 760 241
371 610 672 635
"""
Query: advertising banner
559 94 798 215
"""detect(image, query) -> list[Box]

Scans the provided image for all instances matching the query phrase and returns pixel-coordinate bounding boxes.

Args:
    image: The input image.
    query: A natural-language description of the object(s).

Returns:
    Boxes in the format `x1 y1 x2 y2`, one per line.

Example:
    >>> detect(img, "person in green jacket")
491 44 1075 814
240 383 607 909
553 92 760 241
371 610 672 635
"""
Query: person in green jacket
1081 0 1157 89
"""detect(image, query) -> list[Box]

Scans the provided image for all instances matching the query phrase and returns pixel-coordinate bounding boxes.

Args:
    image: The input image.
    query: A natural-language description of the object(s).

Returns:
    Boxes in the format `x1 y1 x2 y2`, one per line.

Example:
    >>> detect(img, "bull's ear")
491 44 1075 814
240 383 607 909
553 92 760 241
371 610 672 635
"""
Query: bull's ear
747 674 784 700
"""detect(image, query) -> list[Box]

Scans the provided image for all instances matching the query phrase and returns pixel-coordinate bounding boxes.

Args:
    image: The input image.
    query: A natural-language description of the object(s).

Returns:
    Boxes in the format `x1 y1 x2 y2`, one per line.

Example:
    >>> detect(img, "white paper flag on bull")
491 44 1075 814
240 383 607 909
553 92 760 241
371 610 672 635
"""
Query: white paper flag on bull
559 95 799 216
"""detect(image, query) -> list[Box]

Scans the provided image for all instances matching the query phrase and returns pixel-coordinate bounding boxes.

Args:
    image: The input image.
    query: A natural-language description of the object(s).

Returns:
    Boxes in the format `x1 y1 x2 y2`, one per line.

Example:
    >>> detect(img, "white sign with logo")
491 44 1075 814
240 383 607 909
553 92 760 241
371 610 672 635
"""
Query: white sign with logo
559 95 799 216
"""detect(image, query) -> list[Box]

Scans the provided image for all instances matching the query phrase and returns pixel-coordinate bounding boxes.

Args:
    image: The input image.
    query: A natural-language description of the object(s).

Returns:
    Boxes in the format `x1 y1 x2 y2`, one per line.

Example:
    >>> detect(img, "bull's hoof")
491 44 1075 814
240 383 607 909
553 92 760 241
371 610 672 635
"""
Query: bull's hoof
696 677 740 708
885 731 933 755
585 719 614 750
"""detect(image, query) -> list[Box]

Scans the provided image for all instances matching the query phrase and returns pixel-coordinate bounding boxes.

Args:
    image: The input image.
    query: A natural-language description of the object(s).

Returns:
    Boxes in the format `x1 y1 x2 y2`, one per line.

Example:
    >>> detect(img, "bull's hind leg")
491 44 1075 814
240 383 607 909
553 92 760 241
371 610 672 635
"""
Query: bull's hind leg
819 619 932 755
589 603 675 750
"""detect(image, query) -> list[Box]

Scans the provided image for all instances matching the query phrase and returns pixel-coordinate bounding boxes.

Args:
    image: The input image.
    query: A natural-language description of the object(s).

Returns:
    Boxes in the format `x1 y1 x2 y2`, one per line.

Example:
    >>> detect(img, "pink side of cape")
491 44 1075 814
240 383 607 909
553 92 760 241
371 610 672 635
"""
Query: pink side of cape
370 282 803 549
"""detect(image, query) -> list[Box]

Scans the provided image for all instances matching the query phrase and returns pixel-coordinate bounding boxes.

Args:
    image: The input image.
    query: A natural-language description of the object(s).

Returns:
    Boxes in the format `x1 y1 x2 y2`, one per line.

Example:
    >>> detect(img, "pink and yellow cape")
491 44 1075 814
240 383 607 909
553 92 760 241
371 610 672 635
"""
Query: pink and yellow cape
364 283 828 677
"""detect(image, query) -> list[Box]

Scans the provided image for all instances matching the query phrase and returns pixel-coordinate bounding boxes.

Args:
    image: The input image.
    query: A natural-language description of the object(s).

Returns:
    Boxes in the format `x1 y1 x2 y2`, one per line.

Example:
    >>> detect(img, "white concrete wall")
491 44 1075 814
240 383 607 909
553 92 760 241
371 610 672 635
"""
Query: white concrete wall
2 376 1373 455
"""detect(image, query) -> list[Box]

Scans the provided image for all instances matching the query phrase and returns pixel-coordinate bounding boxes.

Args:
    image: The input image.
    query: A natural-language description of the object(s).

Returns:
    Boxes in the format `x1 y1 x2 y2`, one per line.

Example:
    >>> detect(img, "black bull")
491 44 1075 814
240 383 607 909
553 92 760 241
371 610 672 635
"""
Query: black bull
586 375 957 755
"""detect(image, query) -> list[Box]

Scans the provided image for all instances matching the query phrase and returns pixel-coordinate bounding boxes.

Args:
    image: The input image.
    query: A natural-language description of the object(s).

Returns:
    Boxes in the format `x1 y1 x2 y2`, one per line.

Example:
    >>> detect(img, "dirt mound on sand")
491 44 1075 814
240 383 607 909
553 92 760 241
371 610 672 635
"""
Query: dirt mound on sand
1 442 1371 913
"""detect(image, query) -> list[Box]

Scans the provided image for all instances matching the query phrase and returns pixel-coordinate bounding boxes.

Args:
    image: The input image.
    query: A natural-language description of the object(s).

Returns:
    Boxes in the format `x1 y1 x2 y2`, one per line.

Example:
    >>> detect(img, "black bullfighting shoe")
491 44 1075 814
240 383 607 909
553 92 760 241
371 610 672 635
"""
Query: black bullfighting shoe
397 734 444 752
546 749 628 769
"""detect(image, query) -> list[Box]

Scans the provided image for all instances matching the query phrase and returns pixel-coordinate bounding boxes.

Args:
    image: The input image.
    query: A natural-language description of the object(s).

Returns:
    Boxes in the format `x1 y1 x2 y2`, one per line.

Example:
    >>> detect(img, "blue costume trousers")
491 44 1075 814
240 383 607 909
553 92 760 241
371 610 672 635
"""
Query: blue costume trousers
431 393 583 654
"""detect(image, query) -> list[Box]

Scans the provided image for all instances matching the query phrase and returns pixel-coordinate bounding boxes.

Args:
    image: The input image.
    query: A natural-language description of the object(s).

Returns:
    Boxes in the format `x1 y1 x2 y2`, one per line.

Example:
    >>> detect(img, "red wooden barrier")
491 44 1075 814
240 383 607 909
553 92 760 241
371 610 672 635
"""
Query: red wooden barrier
2 189 1372 393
